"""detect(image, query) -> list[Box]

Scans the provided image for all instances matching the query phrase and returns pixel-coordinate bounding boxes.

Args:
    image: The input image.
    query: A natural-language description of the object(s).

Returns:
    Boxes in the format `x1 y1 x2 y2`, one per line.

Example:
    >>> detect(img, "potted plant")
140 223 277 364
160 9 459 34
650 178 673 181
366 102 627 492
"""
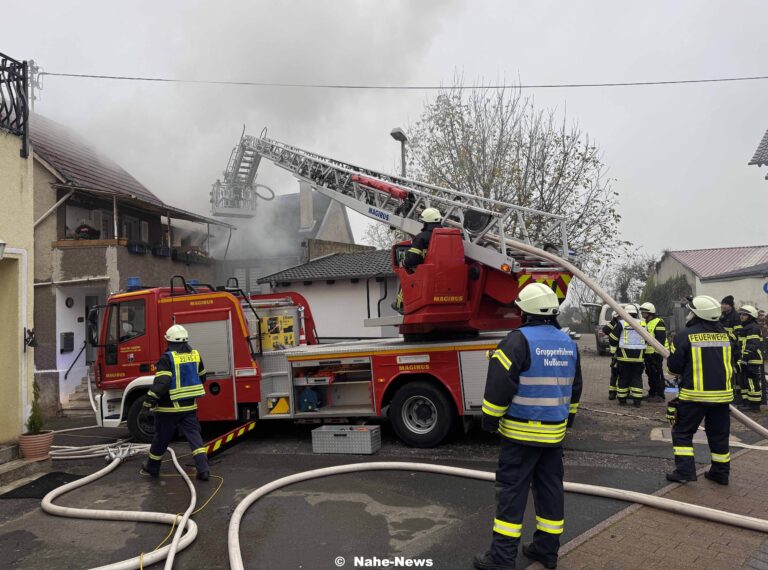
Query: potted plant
18 380 54 461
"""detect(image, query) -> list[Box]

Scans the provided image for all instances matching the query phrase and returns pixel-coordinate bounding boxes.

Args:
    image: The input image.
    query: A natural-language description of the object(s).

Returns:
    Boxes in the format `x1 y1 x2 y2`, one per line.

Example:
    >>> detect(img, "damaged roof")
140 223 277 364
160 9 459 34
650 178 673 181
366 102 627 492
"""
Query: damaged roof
30 113 234 228
258 249 393 284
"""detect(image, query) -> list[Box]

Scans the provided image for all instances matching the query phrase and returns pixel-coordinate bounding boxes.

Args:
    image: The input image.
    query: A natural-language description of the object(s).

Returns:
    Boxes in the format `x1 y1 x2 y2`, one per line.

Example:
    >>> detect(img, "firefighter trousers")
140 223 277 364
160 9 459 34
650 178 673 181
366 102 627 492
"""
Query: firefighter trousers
146 411 209 475
490 440 565 565
617 361 644 401
740 366 763 407
671 402 730 480
644 354 665 398
608 358 618 396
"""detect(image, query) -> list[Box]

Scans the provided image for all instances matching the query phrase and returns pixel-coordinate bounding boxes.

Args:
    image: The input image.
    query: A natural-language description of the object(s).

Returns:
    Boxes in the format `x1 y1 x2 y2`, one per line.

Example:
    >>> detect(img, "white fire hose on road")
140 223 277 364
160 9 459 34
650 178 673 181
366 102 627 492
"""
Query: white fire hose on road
42 443 197 570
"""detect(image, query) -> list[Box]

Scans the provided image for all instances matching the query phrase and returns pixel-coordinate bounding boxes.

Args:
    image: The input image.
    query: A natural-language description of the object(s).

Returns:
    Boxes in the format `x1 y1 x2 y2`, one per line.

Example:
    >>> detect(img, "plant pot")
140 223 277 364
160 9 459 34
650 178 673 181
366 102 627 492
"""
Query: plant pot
19 430 54 461
152 245 172 257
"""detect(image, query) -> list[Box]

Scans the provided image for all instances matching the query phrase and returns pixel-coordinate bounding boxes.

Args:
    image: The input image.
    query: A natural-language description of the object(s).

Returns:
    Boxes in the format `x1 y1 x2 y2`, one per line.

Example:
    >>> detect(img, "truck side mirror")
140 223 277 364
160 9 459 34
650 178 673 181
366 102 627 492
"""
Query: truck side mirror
87 308 99 346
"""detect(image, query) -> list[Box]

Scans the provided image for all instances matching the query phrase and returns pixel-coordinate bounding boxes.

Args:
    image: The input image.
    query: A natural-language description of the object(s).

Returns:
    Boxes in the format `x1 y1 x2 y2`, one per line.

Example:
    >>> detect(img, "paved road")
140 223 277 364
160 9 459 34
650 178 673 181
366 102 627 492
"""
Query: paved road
1 337 765 569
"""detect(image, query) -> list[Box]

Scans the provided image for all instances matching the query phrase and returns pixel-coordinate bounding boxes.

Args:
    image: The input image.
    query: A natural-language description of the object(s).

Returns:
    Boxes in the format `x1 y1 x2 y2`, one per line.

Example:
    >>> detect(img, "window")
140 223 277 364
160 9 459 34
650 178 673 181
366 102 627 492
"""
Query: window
106 299 146 344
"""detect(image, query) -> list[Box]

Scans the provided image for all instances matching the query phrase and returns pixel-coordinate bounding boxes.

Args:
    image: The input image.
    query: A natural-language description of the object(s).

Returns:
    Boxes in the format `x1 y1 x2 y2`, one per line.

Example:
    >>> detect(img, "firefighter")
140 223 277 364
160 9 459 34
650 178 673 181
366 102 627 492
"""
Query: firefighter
392 207 443 314
719 295 741 337
640 302 668 402
608 305 647 407
735 305 763 410
474 282 582 570
603 311 620 400
141 324 210 481
666 295 732 485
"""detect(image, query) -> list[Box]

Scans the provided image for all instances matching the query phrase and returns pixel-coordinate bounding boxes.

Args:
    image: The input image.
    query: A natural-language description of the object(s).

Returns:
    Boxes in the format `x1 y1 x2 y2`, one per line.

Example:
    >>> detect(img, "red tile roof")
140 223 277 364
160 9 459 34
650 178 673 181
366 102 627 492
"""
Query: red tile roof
669 246 768 278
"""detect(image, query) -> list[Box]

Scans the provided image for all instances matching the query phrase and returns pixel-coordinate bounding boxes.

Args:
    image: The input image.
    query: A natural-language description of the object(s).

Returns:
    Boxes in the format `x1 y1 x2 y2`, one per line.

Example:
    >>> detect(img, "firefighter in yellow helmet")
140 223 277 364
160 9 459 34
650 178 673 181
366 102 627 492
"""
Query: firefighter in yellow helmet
735 304 764 410
392 207 442 314
666 295 732 485
475 282 582 570
142 324 210 481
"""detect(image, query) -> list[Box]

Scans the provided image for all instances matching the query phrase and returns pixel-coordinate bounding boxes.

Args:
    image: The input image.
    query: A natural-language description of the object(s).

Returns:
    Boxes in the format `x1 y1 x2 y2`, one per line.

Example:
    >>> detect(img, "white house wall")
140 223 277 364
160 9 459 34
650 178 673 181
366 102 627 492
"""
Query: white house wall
276 277 399 340
698 277 767 310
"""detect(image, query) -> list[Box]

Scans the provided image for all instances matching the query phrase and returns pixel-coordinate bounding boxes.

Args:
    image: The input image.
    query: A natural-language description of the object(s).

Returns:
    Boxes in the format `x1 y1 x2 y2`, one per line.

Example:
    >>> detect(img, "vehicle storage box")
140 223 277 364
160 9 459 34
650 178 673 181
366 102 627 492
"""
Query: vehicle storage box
311 425 381 455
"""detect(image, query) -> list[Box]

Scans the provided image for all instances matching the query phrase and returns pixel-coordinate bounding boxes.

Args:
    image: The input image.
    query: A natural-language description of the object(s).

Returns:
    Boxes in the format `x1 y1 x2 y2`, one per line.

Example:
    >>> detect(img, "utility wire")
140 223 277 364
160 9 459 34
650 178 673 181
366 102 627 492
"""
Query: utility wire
40 71 768 90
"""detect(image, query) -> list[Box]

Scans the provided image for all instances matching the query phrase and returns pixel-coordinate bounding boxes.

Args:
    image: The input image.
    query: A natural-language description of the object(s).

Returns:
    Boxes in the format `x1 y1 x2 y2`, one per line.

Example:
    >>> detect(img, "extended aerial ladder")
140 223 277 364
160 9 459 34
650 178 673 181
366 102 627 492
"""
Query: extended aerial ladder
213 130 575 337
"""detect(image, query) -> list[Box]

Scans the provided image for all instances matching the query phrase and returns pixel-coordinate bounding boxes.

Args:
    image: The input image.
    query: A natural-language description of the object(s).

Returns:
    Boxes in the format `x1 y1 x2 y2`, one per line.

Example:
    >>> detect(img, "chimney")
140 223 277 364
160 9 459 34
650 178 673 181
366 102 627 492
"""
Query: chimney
298 179 315 233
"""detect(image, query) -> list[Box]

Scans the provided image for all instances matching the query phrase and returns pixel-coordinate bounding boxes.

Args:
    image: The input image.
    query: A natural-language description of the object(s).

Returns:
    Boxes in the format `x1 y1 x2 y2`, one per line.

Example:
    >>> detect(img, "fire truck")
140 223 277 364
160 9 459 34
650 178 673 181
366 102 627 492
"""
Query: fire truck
89 132 574 447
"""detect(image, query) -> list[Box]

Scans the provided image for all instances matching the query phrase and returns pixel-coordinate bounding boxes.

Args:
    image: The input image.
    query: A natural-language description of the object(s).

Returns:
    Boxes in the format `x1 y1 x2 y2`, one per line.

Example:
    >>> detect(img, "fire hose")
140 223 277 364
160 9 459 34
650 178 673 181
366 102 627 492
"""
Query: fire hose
41 443 197 570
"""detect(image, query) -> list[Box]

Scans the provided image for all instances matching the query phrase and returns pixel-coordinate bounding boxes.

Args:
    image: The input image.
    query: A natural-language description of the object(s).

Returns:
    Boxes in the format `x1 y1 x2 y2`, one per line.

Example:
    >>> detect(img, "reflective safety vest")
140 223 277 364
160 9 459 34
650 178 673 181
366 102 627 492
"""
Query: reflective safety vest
167 350 206 401
499 326 577 445
645 317 669 354
615 319 646 362
677 332 733 403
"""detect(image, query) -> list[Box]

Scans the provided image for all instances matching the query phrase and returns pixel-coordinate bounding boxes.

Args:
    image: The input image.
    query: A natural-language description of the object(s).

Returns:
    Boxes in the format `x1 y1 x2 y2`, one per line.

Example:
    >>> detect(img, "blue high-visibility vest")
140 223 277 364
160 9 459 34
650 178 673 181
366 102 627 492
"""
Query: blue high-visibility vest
167 350 206 401
505 326 577 422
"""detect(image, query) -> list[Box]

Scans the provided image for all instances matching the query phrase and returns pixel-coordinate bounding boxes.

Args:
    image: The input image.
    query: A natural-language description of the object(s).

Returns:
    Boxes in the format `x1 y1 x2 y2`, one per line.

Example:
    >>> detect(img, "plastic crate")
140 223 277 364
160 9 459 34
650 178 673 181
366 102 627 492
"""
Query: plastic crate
311 425 381 455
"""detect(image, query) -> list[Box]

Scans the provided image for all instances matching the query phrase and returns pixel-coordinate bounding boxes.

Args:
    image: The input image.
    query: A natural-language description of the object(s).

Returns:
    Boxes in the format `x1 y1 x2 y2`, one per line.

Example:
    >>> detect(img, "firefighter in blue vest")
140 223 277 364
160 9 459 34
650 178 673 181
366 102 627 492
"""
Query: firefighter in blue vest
474 282 582 570
666 295 732 485
141 324 210 481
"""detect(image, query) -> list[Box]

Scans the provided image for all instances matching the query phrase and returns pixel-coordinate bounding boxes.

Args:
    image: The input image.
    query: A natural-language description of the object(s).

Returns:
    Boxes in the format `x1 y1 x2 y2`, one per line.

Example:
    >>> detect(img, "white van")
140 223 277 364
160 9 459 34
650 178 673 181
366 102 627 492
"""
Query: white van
584 303 642 356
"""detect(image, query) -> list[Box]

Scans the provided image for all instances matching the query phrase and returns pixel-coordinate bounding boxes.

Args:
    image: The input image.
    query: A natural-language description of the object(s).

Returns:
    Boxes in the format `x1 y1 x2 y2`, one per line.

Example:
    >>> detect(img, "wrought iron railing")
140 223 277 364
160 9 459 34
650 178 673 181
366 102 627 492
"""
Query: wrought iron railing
0 52 29 157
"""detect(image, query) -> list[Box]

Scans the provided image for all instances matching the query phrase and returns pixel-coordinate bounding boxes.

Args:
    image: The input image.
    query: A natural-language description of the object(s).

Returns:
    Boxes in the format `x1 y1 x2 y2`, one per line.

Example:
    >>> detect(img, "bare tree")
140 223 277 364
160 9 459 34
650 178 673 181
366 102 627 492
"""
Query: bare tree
407 77 624 266
362 223 404 249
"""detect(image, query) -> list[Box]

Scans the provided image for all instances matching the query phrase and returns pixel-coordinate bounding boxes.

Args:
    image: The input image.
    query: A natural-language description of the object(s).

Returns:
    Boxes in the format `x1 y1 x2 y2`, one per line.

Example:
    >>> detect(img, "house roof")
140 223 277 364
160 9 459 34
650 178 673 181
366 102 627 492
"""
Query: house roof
749 128 768 169
701 261 768 281
667 246 768 278
30 113 234 229
258 249 393 284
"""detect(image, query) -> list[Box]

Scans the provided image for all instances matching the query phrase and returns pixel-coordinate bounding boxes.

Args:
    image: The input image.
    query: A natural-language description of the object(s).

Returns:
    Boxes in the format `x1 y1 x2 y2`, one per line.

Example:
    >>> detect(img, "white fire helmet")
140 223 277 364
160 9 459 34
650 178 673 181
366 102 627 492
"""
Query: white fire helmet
739 305 758 319
639 302 656 314
419 207 442 223
624 304 638 316
165 324 189 343
686 295 721 322
515 282 559 316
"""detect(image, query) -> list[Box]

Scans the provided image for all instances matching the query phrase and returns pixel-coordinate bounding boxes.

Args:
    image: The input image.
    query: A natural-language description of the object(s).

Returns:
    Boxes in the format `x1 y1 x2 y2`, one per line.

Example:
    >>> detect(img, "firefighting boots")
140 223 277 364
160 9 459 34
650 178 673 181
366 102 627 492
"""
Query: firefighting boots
141 463 160 479
666 470 697 483
473 551 516 570
704 470 729 486
523 543 557 569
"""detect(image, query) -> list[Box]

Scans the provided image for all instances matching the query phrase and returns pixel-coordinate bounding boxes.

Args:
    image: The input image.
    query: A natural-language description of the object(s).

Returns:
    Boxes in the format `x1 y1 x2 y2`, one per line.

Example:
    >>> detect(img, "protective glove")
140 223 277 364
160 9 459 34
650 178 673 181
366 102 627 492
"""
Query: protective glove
143 396 158 411
566 412 576 429
666 398 679 427
481 415 500 434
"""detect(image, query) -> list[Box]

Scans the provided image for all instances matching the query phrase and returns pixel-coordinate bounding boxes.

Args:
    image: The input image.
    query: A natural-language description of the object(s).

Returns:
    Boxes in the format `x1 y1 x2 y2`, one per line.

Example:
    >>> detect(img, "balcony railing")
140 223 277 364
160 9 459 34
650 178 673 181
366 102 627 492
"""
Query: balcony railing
0 52 29 157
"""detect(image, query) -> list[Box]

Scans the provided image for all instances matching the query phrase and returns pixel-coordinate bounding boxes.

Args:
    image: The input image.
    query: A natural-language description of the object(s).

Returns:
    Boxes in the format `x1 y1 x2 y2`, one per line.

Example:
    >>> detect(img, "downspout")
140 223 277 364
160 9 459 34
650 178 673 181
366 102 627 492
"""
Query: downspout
6 247 30 433
34 189 74 228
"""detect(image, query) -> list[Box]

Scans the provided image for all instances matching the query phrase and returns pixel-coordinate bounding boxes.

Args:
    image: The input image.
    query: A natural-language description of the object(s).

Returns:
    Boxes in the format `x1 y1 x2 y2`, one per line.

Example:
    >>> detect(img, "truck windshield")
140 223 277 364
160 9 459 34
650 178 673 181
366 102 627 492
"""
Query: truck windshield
106 299 146 344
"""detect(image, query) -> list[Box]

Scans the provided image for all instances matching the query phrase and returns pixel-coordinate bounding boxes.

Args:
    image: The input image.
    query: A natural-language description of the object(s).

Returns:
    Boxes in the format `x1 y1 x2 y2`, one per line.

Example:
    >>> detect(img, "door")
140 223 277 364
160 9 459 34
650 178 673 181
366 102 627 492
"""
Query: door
175 312 237 421
85 295 100 364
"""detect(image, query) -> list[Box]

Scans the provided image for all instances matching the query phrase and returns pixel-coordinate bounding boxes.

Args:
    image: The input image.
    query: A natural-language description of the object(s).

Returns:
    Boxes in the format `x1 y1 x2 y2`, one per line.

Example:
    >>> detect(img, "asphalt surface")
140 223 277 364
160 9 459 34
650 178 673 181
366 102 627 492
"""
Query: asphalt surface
2 340 767 569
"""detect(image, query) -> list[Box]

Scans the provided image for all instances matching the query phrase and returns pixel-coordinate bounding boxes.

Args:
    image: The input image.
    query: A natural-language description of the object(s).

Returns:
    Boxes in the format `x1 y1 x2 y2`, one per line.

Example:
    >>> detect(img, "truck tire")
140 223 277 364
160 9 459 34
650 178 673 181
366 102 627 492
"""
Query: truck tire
389 381 455 448
127 395 156 443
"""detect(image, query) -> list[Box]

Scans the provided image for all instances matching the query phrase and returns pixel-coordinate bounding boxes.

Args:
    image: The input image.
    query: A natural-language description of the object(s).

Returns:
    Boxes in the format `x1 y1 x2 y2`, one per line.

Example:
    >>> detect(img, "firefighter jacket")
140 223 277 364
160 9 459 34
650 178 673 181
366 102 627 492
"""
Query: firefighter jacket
481 320 582 447
608 319 647 362
735 320 764 367
403 222 441 270
644 316 669 355
667 317 733 404
719 310 741 338
147 343 207 413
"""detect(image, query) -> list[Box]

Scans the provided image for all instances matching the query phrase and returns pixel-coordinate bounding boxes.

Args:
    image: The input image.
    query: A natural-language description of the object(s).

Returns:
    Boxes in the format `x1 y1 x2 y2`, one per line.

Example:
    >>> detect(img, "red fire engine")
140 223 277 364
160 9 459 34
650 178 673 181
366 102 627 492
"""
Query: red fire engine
89 133 574 447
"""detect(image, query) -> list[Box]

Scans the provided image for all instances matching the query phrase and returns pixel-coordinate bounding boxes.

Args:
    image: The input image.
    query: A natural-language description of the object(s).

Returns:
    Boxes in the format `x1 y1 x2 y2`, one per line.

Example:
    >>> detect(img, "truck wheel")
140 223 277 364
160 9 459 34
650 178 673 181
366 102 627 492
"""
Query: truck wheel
127 396 155 443
389 382 455 448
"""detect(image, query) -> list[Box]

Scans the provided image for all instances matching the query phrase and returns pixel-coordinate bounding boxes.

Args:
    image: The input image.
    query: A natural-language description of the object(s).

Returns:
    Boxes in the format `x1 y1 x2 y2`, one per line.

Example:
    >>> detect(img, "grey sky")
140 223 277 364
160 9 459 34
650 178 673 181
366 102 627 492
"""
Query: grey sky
5 0 768 259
